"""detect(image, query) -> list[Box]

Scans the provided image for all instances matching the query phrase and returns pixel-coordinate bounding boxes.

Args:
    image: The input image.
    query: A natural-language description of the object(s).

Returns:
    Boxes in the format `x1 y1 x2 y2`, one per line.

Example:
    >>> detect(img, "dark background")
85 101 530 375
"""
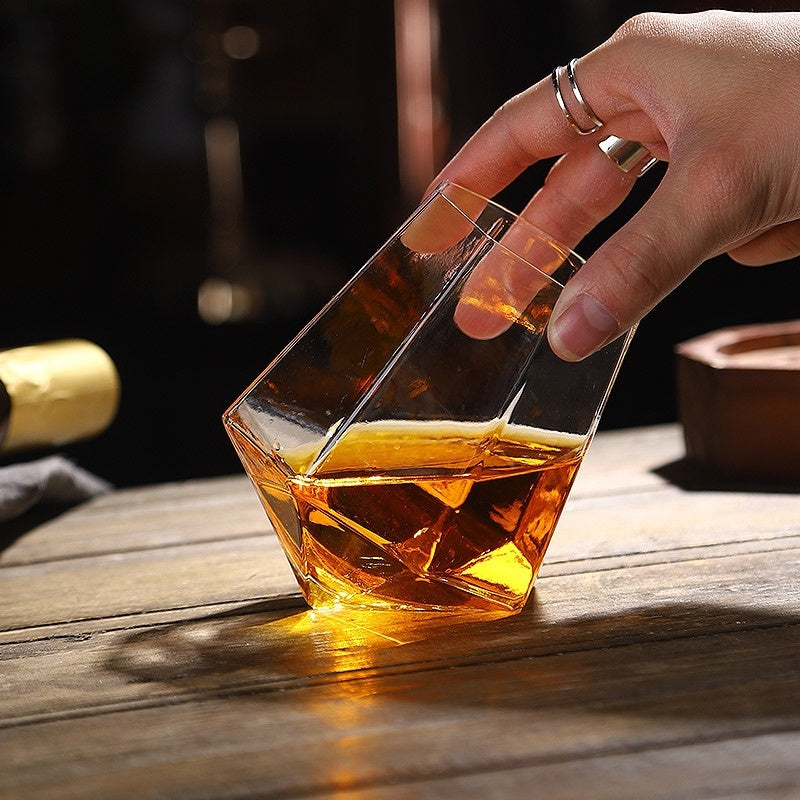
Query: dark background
1 0 798 487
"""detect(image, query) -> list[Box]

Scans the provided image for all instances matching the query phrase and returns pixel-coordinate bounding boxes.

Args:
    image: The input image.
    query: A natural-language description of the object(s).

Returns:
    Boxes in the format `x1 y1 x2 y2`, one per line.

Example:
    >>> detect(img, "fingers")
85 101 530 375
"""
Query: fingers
427 45 668 204
515 138 644 251
427 75 580 200
418 10 800 364
727 220 800 266
454 141 643 339
422 47 672 349
451 230 567 341
401 184 487 254
547 165 719 360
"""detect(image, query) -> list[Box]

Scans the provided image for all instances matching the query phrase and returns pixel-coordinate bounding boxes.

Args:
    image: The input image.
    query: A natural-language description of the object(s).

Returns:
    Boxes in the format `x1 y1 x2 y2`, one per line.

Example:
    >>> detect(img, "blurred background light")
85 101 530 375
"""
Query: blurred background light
222 25 259 60
1 0 796 487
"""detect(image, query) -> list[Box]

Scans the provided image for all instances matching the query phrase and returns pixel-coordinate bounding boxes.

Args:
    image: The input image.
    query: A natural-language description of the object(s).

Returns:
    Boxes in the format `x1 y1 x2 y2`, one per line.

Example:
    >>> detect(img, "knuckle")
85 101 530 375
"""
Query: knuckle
544 180 598 235
488 95 533 172
489 97 516 131
595 228 673 323
612 11 674 42
613 9 735 43
692 9 739 28
617 236 665 304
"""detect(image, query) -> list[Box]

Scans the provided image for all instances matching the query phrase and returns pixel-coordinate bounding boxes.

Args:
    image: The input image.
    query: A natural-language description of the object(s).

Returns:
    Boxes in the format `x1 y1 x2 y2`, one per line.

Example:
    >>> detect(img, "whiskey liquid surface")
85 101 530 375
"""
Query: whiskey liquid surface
249 421 584 612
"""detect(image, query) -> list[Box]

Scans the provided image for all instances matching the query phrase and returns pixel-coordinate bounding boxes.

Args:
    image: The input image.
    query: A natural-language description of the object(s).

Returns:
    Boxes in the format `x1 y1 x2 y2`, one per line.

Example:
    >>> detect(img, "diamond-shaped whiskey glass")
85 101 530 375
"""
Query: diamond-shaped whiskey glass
224 182 632 613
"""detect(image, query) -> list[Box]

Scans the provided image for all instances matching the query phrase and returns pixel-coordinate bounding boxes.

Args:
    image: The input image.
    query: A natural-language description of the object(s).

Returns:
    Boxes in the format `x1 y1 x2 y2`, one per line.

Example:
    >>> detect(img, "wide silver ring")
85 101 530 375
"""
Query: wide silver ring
598 135 658 177
551 58 604 135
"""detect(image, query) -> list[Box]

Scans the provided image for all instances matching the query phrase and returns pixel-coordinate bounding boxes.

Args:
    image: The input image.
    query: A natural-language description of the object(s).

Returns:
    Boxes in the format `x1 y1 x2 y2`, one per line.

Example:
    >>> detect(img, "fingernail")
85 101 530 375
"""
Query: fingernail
549 293 619 360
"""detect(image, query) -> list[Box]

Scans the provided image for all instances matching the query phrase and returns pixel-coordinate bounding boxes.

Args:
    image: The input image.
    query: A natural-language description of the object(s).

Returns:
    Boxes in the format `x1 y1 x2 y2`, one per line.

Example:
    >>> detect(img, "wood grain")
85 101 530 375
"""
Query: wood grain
0 475 266 566
2 621 798 799
2 543 799 726
1 423 798 800
0 536 295 632
329 731 800 800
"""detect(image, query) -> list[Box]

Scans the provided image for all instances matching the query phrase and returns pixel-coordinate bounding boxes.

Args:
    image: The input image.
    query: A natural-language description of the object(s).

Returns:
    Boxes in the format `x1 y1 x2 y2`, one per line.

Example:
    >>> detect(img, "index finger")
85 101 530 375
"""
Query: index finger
427 74 582 200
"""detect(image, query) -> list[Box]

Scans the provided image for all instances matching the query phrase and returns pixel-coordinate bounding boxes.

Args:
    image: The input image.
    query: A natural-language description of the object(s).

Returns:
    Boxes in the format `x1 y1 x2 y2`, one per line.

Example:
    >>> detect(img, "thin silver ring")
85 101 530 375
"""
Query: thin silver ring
551 58 604 135
566 59 604 132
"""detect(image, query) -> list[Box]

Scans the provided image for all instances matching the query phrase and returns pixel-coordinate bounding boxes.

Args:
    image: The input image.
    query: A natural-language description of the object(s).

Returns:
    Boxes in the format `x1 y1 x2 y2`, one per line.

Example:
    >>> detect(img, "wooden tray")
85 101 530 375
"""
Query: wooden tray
675 319 800 480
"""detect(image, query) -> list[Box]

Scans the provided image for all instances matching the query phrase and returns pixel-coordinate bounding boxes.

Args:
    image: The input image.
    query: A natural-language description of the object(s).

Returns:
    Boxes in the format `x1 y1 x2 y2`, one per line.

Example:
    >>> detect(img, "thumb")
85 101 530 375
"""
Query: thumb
547 164 724 360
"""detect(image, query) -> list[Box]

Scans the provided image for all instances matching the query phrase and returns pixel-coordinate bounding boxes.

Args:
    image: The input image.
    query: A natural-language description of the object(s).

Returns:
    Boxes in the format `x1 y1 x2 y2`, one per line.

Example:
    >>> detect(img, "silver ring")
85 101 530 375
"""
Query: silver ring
551 58 604 135
598 135 658 177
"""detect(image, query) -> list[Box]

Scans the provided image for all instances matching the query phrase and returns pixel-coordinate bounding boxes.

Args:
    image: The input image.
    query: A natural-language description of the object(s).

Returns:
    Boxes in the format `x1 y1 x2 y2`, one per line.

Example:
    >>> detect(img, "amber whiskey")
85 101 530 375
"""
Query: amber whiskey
233 420 584 613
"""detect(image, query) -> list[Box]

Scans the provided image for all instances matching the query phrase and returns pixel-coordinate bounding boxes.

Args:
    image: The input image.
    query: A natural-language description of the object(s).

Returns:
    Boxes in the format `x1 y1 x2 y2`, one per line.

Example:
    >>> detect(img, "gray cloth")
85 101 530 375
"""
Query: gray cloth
0 456 111 523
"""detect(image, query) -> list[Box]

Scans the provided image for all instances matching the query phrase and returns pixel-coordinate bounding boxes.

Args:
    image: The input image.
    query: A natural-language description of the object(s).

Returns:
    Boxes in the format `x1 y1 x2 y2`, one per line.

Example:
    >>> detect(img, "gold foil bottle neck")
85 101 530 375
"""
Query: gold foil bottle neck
0 339 120 454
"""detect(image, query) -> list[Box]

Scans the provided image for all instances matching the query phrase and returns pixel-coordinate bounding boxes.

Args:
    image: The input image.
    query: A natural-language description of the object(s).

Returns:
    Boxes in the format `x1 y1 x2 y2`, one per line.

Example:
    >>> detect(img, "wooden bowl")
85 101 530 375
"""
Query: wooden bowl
675 320 800 480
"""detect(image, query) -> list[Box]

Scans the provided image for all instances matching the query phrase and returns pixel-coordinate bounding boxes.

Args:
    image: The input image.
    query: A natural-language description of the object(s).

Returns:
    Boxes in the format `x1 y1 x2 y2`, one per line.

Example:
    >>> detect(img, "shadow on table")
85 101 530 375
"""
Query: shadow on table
106 593 800 721
654 457 800 494
0 503 69 554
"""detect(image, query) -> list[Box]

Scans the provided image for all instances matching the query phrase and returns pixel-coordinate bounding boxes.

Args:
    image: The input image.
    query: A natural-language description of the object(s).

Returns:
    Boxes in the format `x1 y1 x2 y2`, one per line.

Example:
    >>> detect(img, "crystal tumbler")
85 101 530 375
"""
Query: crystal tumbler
224 182 632 613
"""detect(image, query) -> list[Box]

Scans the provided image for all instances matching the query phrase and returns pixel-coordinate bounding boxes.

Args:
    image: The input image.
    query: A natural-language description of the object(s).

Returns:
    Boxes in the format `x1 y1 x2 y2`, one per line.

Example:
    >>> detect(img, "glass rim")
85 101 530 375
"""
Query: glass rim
434 180 585 289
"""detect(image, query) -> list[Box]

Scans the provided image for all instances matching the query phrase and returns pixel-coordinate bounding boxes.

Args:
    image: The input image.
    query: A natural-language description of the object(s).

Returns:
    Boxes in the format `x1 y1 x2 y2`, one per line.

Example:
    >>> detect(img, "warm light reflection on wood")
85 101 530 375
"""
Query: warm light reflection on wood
252 605 514 675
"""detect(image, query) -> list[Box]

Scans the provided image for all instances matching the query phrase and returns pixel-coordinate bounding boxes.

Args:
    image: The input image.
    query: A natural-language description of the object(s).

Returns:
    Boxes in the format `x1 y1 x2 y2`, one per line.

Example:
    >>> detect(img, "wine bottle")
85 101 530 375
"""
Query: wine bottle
0 339 120 455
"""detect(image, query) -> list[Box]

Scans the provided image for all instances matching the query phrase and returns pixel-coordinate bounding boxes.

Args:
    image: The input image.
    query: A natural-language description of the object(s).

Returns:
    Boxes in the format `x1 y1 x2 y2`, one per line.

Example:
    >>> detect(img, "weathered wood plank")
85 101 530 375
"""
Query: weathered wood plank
549 487 800 565
328 731 800 800
0 426 684 567
1 621 798 799
0 536 296 632
3 476 798 635
570 423 685 497
2 546 798 725
0 594 306 646
1 424 798 800
0 475 266 566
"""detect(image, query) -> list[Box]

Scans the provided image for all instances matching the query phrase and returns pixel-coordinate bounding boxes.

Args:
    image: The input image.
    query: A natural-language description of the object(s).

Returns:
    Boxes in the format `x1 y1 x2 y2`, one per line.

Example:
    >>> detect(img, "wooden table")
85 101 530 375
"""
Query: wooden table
2 424 799 799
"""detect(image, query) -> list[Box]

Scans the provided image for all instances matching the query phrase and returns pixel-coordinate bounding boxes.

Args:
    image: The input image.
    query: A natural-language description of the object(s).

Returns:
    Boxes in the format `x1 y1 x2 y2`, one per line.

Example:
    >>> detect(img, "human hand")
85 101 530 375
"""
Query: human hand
429 10 800 360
